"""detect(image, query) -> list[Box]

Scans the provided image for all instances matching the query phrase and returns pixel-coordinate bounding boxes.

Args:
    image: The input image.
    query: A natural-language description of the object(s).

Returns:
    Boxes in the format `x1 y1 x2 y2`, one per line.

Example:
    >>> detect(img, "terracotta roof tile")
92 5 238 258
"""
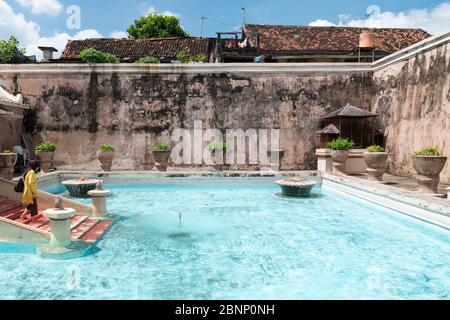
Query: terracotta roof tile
244 24 430 53
61 37 214 62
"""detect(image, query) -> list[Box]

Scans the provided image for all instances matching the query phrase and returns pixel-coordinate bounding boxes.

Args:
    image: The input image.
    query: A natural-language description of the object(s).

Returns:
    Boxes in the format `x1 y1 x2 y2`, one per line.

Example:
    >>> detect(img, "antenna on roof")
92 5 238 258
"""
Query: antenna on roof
241 7 246 26
200 16 206 38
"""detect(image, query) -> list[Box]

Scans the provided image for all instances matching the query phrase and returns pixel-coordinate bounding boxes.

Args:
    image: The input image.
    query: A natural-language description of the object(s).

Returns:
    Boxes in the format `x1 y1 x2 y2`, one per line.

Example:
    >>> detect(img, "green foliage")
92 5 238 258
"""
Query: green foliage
153 142 170 152
176 51 206 63
127 13 189 39
191 53 207 63
135 56 161 64
367 145 385 152
0 36 25 64
99 144 115 152
327 138 355 151
413 147 441 156
207 142 228 152
79 48 118 63
36 141 57 152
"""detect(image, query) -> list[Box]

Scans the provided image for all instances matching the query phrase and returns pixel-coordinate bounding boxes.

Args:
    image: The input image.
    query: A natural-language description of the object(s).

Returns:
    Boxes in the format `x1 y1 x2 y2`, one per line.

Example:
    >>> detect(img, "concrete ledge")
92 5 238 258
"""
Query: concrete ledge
0 216 49 243
0 62 373 74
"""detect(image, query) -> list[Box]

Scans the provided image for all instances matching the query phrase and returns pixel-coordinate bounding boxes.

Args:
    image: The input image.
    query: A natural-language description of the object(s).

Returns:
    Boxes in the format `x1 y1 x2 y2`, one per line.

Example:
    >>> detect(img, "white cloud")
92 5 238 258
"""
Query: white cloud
0 0 40 46
308 19 335 27
110 31 128 39
309 3 450 34
144 5 179 17
26 29 104 60
16 0 63 16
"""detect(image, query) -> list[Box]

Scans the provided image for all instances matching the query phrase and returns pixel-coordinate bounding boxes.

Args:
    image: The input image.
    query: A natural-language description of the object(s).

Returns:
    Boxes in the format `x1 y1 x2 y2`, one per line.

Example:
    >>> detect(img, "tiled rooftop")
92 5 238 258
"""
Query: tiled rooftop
243 24 430 53
61 37 214 62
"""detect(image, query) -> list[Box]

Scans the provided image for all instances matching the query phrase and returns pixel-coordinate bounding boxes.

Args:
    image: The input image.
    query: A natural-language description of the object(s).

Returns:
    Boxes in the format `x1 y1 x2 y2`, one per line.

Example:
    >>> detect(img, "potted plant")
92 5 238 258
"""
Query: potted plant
327 138 354 174
363 145 388 181
411 147 447 194
36 141 57 172
97 144 115 172
152 142 171 172
207 142 228 171
0 149 18 180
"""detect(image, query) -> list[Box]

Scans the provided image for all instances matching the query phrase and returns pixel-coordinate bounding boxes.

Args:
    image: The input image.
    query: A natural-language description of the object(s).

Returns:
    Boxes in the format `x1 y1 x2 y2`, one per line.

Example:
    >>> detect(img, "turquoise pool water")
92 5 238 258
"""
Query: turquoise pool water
1 178 449 300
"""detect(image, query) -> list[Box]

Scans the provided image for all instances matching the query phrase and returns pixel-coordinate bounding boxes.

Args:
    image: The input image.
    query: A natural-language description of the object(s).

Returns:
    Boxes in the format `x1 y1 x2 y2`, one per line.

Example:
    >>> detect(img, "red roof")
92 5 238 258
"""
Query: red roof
61 37 214 62
243 24 430 53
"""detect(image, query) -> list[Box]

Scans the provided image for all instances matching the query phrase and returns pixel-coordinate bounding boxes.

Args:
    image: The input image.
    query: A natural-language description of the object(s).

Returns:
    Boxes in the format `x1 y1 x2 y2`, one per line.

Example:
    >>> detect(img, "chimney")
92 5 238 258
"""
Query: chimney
38 46 58 61
359 31 375 49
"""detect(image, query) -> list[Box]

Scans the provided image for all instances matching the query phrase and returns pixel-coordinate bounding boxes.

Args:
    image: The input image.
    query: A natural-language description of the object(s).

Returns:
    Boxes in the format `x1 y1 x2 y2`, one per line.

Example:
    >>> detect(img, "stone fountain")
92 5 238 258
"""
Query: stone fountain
62 177 100 197
275 177 317 197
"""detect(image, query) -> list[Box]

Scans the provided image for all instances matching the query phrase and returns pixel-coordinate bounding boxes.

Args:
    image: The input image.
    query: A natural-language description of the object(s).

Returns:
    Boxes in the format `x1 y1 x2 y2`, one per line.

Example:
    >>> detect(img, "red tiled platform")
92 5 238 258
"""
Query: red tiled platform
0 197 113 245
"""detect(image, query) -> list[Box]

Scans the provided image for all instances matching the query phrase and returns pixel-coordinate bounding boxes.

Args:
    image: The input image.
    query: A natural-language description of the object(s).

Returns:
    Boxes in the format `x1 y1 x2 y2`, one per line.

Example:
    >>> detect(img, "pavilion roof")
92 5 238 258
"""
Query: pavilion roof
321 103 379 119
317 124 340 134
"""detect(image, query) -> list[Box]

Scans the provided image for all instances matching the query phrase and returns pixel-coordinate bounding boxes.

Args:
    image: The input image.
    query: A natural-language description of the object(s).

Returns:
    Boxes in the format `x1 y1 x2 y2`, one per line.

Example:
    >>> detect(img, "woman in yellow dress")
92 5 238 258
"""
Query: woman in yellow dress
20 160 41 220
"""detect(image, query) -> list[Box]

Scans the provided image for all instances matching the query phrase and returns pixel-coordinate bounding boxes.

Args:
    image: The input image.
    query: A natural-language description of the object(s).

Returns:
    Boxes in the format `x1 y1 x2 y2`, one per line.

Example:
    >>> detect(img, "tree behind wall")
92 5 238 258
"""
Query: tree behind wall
0 36 26 64
127 14 189 39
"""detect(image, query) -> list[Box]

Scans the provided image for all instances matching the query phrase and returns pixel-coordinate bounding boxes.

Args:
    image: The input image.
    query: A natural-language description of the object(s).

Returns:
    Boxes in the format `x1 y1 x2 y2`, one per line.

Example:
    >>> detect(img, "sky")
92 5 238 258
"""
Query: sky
1 0 450 59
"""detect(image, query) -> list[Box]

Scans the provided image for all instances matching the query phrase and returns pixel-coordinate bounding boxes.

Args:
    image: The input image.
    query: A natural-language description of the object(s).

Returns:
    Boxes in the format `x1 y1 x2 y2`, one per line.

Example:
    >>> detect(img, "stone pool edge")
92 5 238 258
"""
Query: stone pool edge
323 173 450 230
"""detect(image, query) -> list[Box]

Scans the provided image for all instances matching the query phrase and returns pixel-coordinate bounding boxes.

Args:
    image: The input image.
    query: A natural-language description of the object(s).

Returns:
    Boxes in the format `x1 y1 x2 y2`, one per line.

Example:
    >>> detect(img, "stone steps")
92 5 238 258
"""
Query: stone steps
0 197 113 245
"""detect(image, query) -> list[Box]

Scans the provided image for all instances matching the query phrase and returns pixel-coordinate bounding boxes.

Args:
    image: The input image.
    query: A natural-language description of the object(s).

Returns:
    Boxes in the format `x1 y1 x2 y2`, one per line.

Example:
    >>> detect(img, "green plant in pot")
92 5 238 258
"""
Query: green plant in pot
0 149 18 180
207 142 228 171
411 147 447 194
36 141 57 172
363 145 388 181
327 138 354 174
97 144 115 172
152 142 171 172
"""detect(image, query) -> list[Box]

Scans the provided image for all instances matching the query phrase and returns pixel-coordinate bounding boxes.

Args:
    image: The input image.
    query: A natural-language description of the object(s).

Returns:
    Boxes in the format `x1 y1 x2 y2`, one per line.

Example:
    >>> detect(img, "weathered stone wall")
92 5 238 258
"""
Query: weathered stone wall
0 117 21 151
0 69 373 170
0 35 448 180
372 42 450 183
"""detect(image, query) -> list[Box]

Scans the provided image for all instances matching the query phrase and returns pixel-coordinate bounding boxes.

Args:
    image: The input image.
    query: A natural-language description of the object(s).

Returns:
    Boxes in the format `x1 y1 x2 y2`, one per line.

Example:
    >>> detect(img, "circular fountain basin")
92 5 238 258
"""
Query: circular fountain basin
62 179 100 198
275 178 317 197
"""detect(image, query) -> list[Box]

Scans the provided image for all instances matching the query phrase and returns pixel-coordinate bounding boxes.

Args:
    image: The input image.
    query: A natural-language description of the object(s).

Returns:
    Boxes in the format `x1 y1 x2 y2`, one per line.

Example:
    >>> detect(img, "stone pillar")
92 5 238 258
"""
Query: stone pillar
315 149 333 173
43 208 76 247
88 189 111 217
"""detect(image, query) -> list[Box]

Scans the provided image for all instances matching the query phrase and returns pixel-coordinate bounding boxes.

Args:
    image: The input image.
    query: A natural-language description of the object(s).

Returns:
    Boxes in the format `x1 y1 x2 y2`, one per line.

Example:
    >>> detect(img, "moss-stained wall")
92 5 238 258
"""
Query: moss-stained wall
0 117 22 151
0 70 373 171
372 42 450 183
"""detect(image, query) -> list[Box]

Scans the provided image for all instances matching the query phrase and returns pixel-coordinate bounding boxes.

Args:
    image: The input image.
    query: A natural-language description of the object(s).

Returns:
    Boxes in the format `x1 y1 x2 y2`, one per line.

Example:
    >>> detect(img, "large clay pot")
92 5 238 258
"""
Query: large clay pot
412 156 447 194
97 150 115 172
153 151 171 172
363 152 388 181
331 150 350 174
0 153 18 180
36 151 54 172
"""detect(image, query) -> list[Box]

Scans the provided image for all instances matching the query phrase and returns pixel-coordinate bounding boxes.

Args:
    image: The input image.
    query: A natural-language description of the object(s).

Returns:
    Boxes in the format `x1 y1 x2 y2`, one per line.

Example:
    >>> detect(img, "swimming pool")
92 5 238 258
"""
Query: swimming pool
1 177 449 299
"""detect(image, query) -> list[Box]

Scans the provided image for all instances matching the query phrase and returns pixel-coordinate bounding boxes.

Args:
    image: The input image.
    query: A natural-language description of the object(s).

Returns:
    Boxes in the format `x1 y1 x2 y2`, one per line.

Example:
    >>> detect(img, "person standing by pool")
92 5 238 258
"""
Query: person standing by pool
20 160 41 220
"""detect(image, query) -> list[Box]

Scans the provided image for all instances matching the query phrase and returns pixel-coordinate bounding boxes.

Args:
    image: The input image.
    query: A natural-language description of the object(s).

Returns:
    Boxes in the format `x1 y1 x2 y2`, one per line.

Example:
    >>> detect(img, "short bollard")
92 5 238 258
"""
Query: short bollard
88 181 111 217
43 207 76 247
